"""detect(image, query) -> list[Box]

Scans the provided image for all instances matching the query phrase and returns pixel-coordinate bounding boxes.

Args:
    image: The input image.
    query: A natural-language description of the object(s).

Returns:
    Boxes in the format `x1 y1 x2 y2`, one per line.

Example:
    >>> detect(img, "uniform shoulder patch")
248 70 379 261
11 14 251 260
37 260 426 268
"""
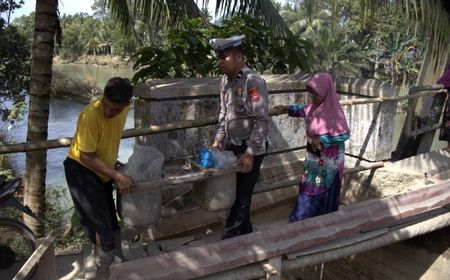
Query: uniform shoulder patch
248 86 260 102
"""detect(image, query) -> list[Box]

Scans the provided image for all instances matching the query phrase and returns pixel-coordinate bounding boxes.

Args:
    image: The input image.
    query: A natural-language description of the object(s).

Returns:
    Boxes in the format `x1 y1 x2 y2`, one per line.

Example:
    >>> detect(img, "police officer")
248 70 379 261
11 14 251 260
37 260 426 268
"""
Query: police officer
210 35 269 239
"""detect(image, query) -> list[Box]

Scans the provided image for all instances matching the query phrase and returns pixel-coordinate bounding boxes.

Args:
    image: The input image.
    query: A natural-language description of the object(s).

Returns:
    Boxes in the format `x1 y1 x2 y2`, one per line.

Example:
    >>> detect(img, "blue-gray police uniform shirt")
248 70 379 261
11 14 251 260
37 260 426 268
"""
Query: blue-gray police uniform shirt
215 65 269 156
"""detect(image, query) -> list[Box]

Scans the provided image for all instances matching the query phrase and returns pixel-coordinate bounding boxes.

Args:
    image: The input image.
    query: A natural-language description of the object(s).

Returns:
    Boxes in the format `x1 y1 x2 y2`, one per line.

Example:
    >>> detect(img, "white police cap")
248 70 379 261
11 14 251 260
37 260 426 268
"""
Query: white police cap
209 35 245 53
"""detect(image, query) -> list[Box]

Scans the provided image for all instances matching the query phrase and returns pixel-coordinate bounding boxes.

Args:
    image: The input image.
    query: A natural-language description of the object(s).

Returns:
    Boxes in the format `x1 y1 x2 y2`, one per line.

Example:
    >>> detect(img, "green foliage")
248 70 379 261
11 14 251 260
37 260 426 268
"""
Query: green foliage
379 32 419 85
1 184 86 250
217 15 313 74
58 23 84 60
0 19 30 123
312 28 370 77
11 12 34 45
0 0 24 26
55 8 144 60
110 25 138 56
277 0 425 83
132 15 313 82
132 18 214 80
45 188 86 250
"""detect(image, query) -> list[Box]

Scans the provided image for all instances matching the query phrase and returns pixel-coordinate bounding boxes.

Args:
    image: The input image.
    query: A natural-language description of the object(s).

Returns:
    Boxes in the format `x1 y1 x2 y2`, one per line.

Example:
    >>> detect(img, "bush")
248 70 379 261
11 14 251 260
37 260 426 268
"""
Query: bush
132 15 313 82
0 24 30 123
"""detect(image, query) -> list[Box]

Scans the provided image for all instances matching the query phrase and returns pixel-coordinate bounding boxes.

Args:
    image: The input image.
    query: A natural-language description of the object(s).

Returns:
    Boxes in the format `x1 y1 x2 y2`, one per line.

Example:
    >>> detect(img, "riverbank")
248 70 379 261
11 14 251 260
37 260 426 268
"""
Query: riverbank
51 62 135 103
53 54 136 68
52 70 100 103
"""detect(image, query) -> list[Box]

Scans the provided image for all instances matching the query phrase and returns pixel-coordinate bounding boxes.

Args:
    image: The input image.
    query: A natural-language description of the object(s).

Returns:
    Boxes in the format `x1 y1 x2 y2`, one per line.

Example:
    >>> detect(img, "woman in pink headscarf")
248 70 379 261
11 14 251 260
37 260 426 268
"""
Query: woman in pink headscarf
275 72 350 222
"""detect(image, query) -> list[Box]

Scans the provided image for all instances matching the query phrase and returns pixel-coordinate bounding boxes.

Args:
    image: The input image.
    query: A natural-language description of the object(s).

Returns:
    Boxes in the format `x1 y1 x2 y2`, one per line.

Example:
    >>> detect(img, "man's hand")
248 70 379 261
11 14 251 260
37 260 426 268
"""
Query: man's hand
211 140 221 150
114 172 135 194
79 152 136 194
239 153 254 173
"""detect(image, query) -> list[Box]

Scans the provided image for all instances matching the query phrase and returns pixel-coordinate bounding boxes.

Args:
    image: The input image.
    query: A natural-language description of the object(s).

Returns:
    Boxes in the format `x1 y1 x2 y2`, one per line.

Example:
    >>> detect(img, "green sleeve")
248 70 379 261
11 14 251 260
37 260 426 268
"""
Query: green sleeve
320 133 350 148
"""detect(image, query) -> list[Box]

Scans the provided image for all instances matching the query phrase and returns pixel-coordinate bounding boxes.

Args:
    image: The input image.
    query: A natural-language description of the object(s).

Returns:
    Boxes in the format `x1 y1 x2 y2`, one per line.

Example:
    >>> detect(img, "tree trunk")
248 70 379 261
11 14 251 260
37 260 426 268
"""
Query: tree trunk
24 0 58 237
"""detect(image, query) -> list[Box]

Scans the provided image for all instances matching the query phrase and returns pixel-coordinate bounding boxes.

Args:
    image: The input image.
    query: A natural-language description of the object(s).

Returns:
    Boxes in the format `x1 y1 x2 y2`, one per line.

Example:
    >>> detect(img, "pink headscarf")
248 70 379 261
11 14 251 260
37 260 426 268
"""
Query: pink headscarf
437 69 450 88
304 73 350 137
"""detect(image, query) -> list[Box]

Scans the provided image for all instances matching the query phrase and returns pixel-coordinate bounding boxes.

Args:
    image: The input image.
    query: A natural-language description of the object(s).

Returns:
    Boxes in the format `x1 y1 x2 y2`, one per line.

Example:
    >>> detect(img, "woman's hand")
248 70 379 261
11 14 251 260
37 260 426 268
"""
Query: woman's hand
311 137 321 151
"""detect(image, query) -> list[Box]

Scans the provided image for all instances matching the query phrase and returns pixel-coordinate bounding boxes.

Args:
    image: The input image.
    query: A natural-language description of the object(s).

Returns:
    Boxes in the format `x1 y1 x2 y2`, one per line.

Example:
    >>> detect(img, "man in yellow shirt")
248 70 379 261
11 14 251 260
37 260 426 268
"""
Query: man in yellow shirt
64 77 135 276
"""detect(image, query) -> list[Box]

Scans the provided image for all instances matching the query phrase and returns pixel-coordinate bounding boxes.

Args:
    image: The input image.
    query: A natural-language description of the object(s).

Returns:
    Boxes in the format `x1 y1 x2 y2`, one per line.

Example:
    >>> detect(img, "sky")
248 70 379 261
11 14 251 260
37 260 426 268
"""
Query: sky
9 0 292 21
9 0 95 21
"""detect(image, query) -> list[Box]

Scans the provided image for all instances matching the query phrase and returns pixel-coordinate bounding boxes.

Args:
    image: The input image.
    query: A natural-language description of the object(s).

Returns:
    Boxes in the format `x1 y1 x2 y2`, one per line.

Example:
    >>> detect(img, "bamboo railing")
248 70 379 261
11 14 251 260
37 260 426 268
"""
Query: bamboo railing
0 85 445 155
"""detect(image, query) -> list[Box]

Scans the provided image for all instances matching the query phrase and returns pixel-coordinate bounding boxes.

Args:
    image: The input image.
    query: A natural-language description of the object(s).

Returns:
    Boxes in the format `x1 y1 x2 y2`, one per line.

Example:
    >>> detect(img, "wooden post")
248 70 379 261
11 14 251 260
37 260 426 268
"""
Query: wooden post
393 87 447 160
394 50 449 160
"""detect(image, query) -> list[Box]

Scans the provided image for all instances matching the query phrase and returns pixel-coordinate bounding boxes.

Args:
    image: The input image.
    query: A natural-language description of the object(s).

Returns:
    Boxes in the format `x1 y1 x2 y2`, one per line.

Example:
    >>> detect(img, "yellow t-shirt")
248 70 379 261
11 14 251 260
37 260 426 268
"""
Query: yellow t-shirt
67 98 130 182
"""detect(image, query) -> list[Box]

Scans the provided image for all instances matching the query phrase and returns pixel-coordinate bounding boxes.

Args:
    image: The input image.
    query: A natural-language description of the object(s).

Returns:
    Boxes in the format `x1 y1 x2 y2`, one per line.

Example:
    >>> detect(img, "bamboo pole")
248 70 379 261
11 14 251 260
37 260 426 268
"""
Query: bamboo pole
252 161 384 194
0 87 445 154
0 117 218 154
133 161 240 192
131 160 384 193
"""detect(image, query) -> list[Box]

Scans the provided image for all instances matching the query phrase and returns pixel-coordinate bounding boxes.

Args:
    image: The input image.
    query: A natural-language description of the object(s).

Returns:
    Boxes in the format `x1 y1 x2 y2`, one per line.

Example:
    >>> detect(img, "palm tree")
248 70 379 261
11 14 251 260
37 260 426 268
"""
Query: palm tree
360 0 449 74
280 0 332 39
381 32 416 85
314 28 369 77
24 0 59 236
79 18 102 57
103 0 288 33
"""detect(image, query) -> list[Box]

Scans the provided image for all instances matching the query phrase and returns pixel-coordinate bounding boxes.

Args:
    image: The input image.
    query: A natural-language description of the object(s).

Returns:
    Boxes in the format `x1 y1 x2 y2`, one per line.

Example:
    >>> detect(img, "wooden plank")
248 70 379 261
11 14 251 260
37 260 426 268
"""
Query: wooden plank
285 228 389 259
13 232 55 280
36 238 57 280
110 181 450 280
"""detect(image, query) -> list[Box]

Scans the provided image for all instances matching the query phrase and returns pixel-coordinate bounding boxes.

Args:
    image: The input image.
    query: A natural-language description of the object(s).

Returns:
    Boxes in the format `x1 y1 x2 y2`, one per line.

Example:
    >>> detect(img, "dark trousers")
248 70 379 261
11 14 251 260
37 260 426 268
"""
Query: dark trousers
222 141 267 239
64 158 119 251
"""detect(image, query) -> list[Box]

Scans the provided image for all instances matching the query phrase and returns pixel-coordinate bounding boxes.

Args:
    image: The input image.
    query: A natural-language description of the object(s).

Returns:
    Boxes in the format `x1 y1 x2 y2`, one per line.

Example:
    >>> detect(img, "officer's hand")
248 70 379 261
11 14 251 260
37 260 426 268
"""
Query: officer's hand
114 172 135 194
239 153 254 173
273 105 289 115
211 140 221 150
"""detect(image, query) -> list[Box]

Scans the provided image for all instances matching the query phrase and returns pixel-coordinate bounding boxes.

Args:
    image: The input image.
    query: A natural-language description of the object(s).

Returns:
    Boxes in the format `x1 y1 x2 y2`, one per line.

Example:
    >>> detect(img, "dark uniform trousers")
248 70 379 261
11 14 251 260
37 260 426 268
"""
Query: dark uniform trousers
222 140 268 239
